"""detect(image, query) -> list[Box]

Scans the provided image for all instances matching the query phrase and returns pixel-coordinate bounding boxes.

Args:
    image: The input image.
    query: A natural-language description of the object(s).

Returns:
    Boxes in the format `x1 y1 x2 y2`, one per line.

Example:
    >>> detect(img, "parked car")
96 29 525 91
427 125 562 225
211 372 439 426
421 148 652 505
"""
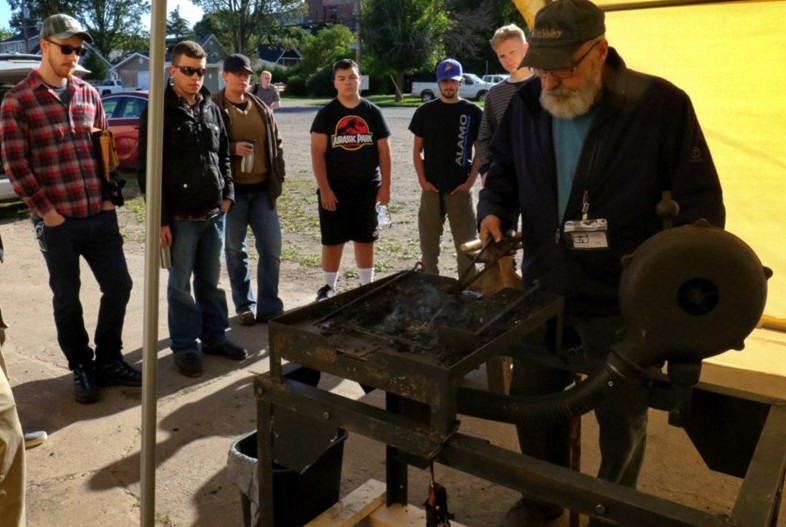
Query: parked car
1 54 90 201
95 78 138 96
411 73 494 103
482 74 509 84
102 92 148 169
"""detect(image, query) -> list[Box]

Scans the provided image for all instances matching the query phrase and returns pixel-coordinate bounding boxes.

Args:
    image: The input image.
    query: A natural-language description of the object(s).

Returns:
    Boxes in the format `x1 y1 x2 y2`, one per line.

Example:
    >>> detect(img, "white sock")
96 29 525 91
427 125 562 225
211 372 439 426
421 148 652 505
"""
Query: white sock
323 271 338 290
358 268 374 285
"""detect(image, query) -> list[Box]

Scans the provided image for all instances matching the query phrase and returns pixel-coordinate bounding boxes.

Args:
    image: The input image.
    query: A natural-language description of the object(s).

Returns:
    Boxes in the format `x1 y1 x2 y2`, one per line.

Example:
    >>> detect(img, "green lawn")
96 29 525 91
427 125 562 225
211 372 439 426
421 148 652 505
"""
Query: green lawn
283 95 483 108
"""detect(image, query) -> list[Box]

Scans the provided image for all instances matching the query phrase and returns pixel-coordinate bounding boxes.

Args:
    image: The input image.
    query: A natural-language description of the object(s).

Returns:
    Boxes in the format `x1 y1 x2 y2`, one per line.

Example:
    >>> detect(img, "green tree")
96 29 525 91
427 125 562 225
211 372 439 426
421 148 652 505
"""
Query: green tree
447 0 527 74
361 0 450 100
80 50 108 80
296 24 356 76
167 6 195 41
7 0 150 57
192 0 304 55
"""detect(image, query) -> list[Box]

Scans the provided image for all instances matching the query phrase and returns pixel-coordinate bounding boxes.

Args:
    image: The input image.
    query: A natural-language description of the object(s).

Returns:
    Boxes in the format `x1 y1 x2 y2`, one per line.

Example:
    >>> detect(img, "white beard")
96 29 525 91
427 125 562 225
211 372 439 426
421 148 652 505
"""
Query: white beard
540 68 602 119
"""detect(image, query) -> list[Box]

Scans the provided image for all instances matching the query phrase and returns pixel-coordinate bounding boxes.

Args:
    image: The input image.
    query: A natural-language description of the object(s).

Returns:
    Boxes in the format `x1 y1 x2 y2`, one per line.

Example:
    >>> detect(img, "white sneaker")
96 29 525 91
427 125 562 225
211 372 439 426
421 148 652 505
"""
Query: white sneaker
24 429 47 449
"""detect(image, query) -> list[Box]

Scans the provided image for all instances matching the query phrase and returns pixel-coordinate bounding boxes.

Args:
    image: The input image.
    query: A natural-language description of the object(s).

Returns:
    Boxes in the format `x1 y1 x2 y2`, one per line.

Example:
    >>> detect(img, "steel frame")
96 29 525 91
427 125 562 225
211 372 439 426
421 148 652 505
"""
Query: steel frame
254 272 786 527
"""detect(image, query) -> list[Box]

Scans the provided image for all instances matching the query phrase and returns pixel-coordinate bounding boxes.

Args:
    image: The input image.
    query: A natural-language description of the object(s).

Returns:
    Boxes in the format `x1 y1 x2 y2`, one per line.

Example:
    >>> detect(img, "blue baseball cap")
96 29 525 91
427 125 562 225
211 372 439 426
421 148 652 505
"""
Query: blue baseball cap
436 59 463 82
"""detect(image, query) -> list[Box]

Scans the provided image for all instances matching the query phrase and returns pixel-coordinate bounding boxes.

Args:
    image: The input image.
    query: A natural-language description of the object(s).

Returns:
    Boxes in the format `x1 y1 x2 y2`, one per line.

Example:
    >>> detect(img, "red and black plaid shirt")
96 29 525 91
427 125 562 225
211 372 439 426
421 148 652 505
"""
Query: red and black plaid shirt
1 69 107 219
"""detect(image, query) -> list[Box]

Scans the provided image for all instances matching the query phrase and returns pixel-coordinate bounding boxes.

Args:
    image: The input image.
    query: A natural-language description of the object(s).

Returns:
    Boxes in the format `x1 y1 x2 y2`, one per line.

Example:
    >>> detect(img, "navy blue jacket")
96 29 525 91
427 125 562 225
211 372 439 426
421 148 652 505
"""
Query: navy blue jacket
478 48 725 316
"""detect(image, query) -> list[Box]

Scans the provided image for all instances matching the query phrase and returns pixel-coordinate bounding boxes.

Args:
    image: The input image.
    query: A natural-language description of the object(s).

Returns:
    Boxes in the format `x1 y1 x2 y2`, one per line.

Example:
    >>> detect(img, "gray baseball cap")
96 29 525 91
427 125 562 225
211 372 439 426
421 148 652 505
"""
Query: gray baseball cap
41 14 94 44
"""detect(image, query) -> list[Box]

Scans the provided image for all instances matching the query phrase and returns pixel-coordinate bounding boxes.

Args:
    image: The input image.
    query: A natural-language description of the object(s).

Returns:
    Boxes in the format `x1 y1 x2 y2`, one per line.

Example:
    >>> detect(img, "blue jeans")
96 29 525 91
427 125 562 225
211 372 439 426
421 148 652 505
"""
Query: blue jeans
37 210 132 369
225 191 283 317
168 215 229 352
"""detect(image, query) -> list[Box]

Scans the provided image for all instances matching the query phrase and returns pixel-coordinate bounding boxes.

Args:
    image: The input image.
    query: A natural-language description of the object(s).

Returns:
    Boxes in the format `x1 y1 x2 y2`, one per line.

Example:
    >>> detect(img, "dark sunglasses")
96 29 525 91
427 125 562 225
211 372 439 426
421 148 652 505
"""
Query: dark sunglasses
45 39 87 57
174 65 206 78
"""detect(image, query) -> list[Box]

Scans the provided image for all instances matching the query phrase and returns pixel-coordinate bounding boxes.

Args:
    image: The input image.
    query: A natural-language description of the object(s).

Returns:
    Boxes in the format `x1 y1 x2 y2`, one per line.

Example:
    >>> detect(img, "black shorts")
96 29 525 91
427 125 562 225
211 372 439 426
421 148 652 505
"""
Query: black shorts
318 186 379 245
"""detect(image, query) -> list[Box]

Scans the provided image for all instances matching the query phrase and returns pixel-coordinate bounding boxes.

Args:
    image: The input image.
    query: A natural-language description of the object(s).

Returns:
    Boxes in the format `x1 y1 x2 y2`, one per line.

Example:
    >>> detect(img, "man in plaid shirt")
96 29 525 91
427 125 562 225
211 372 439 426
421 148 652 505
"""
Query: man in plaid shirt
0 14 140 404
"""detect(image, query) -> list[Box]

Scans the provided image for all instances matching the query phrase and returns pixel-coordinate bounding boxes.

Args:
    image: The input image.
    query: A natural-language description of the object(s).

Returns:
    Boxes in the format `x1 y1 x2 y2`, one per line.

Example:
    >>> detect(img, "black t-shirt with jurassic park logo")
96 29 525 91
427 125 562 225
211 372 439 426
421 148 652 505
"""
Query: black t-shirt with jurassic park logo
310 98 391 191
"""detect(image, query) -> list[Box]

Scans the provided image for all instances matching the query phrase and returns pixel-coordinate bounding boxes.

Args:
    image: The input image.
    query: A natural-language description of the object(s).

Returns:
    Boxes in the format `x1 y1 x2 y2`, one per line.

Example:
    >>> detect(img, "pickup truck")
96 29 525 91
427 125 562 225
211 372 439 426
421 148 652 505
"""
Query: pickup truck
96 79 131 96
411 73 494 102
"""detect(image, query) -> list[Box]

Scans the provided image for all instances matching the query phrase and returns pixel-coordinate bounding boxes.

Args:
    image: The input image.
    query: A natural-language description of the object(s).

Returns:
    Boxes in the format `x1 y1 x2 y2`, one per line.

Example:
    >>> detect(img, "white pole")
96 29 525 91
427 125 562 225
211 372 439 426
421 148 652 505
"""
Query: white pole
140 1 168 525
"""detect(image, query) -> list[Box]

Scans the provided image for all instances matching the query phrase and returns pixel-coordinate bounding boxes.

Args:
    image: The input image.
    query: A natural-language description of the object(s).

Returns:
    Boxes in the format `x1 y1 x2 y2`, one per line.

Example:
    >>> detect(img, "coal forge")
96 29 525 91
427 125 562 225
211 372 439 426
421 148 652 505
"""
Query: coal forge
312 271 554 367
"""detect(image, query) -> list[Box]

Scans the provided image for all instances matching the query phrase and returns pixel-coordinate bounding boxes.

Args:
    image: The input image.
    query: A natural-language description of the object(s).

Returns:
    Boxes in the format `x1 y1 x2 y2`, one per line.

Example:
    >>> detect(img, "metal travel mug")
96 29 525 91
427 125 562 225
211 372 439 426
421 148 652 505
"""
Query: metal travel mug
160 245 172 270
240 139 256 173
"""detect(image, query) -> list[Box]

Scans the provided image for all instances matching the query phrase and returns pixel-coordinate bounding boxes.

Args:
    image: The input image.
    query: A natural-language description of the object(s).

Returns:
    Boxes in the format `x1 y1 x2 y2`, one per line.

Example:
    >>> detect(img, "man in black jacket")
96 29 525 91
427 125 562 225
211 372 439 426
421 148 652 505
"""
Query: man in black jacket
138 40 246 378
477 1 724 526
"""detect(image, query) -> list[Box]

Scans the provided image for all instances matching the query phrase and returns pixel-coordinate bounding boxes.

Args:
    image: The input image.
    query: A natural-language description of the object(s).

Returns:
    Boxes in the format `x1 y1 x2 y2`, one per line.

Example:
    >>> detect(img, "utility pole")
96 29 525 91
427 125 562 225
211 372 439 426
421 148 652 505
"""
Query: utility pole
22 0 29 53
354 0 361 66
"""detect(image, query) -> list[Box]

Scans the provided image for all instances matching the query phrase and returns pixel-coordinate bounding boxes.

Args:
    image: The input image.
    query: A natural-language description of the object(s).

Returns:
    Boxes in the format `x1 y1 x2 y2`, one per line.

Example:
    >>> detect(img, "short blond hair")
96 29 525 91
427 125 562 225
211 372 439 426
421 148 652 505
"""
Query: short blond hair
490 24 527 49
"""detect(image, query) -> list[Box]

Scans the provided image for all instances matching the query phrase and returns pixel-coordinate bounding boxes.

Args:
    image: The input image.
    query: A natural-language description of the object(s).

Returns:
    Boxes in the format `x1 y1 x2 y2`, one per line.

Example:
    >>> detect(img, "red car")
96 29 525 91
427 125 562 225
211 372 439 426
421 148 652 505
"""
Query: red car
102 91 148 169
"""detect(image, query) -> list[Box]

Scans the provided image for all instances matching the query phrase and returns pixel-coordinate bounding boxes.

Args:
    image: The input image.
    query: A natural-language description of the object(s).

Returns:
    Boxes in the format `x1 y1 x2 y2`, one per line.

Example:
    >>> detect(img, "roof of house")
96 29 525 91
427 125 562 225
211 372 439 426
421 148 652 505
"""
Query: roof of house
257 44 301 63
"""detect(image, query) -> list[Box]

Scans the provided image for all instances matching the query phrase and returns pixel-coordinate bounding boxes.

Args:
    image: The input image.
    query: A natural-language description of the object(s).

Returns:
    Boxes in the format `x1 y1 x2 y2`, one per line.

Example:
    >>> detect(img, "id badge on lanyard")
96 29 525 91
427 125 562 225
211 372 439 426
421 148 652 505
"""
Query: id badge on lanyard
563 191 609 250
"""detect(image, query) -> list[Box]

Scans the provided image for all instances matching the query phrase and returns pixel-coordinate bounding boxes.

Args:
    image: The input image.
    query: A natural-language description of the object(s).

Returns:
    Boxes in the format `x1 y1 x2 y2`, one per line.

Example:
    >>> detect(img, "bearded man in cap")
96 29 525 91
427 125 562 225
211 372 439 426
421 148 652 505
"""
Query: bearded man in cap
477 1 724 526
1 14 139 405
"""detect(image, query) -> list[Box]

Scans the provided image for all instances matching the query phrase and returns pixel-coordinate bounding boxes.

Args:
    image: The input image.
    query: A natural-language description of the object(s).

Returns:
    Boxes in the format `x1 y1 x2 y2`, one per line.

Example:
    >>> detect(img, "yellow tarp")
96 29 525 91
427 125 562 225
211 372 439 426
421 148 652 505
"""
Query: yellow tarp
599 1 786 318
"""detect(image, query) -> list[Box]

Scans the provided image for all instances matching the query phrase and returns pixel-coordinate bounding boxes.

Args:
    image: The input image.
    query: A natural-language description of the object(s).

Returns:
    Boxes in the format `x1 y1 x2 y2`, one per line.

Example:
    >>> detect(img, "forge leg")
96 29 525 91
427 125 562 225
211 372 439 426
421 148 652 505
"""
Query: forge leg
385 392 408 505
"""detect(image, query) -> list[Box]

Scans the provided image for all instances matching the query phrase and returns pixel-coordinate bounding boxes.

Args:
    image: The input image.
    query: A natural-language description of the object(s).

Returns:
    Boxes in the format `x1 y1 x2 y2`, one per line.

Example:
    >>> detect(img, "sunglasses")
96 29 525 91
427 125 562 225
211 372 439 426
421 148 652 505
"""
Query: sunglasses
45 39 87 57
174 65 206 78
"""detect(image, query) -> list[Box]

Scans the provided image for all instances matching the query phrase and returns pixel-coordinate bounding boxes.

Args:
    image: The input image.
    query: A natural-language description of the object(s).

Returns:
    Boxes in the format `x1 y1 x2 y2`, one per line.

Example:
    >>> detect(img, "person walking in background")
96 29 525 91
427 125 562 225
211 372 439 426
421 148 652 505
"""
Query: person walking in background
409 58 482 279
251 71 281 111
137 40 247 378
213 54 286 325
310 59 392 301
477 1 724 526
0 14 139 404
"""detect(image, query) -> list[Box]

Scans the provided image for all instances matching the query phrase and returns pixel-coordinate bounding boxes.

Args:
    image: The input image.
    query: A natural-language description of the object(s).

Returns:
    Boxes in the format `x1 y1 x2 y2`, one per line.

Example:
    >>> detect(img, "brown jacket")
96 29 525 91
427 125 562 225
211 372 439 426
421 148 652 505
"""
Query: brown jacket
212 90 285 206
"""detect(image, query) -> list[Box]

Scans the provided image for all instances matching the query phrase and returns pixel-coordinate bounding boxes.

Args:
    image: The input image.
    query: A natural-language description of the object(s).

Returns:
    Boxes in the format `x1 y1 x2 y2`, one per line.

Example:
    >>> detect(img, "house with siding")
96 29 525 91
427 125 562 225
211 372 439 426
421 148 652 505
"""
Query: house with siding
256 44 302 70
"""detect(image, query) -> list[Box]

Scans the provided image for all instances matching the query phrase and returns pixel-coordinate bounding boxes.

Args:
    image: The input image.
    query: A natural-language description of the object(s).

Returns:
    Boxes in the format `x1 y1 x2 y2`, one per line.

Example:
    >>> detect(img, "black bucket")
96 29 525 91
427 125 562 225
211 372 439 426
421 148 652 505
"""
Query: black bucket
228 428 347 527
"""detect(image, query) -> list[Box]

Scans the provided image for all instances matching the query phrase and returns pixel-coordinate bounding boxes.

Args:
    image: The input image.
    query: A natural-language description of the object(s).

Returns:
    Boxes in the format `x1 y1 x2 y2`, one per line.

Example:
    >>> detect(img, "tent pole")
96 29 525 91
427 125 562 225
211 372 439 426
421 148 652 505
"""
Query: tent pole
140 1 168 526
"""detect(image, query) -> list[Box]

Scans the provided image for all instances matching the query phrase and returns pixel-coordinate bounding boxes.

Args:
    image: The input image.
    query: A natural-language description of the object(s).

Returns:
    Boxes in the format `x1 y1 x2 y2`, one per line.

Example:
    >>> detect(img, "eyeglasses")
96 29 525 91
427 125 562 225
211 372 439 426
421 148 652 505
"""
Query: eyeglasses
45 39 87 57
173 65 206 78
533 41 600 80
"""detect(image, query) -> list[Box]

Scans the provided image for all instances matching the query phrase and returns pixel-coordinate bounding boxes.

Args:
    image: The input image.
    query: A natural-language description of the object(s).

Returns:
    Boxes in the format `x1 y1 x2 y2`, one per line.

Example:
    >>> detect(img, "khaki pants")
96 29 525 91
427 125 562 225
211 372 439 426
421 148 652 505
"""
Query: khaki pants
0 309 26 527
417 190 478 278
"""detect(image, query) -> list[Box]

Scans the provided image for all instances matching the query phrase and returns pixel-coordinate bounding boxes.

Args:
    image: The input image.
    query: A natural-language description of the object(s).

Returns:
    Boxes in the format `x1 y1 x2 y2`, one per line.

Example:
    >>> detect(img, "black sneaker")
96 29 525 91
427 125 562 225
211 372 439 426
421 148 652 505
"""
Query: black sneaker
202 339 248 360
315 284 335 302
96 360 142 387
174 351 203 377
73 364 99 404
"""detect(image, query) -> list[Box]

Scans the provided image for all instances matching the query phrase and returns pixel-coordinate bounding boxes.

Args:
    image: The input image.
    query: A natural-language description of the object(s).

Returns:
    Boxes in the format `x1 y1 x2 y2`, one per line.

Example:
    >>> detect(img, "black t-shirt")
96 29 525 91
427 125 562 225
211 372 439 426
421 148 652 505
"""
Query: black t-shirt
310 98 391 190
409 99 483 192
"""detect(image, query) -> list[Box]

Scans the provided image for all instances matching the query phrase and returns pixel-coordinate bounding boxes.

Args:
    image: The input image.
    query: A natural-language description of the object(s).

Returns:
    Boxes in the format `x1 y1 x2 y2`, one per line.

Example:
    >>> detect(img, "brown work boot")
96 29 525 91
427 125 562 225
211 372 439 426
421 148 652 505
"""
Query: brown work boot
504 498 563 527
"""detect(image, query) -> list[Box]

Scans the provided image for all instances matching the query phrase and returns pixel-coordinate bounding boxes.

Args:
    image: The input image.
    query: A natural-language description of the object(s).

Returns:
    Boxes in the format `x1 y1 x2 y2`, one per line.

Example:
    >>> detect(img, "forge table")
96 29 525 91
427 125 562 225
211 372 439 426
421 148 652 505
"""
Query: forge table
254 270 786 527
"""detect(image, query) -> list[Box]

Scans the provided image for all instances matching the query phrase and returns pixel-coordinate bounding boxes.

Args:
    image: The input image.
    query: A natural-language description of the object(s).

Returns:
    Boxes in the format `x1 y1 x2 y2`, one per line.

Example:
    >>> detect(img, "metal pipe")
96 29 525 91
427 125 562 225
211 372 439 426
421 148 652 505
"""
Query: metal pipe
456 353 638 425
601 0 748 12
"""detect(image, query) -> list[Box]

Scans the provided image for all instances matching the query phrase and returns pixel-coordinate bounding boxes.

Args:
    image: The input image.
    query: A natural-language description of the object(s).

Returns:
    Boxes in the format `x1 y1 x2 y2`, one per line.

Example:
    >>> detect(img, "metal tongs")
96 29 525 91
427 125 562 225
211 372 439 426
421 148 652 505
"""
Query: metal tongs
452 231 522 294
